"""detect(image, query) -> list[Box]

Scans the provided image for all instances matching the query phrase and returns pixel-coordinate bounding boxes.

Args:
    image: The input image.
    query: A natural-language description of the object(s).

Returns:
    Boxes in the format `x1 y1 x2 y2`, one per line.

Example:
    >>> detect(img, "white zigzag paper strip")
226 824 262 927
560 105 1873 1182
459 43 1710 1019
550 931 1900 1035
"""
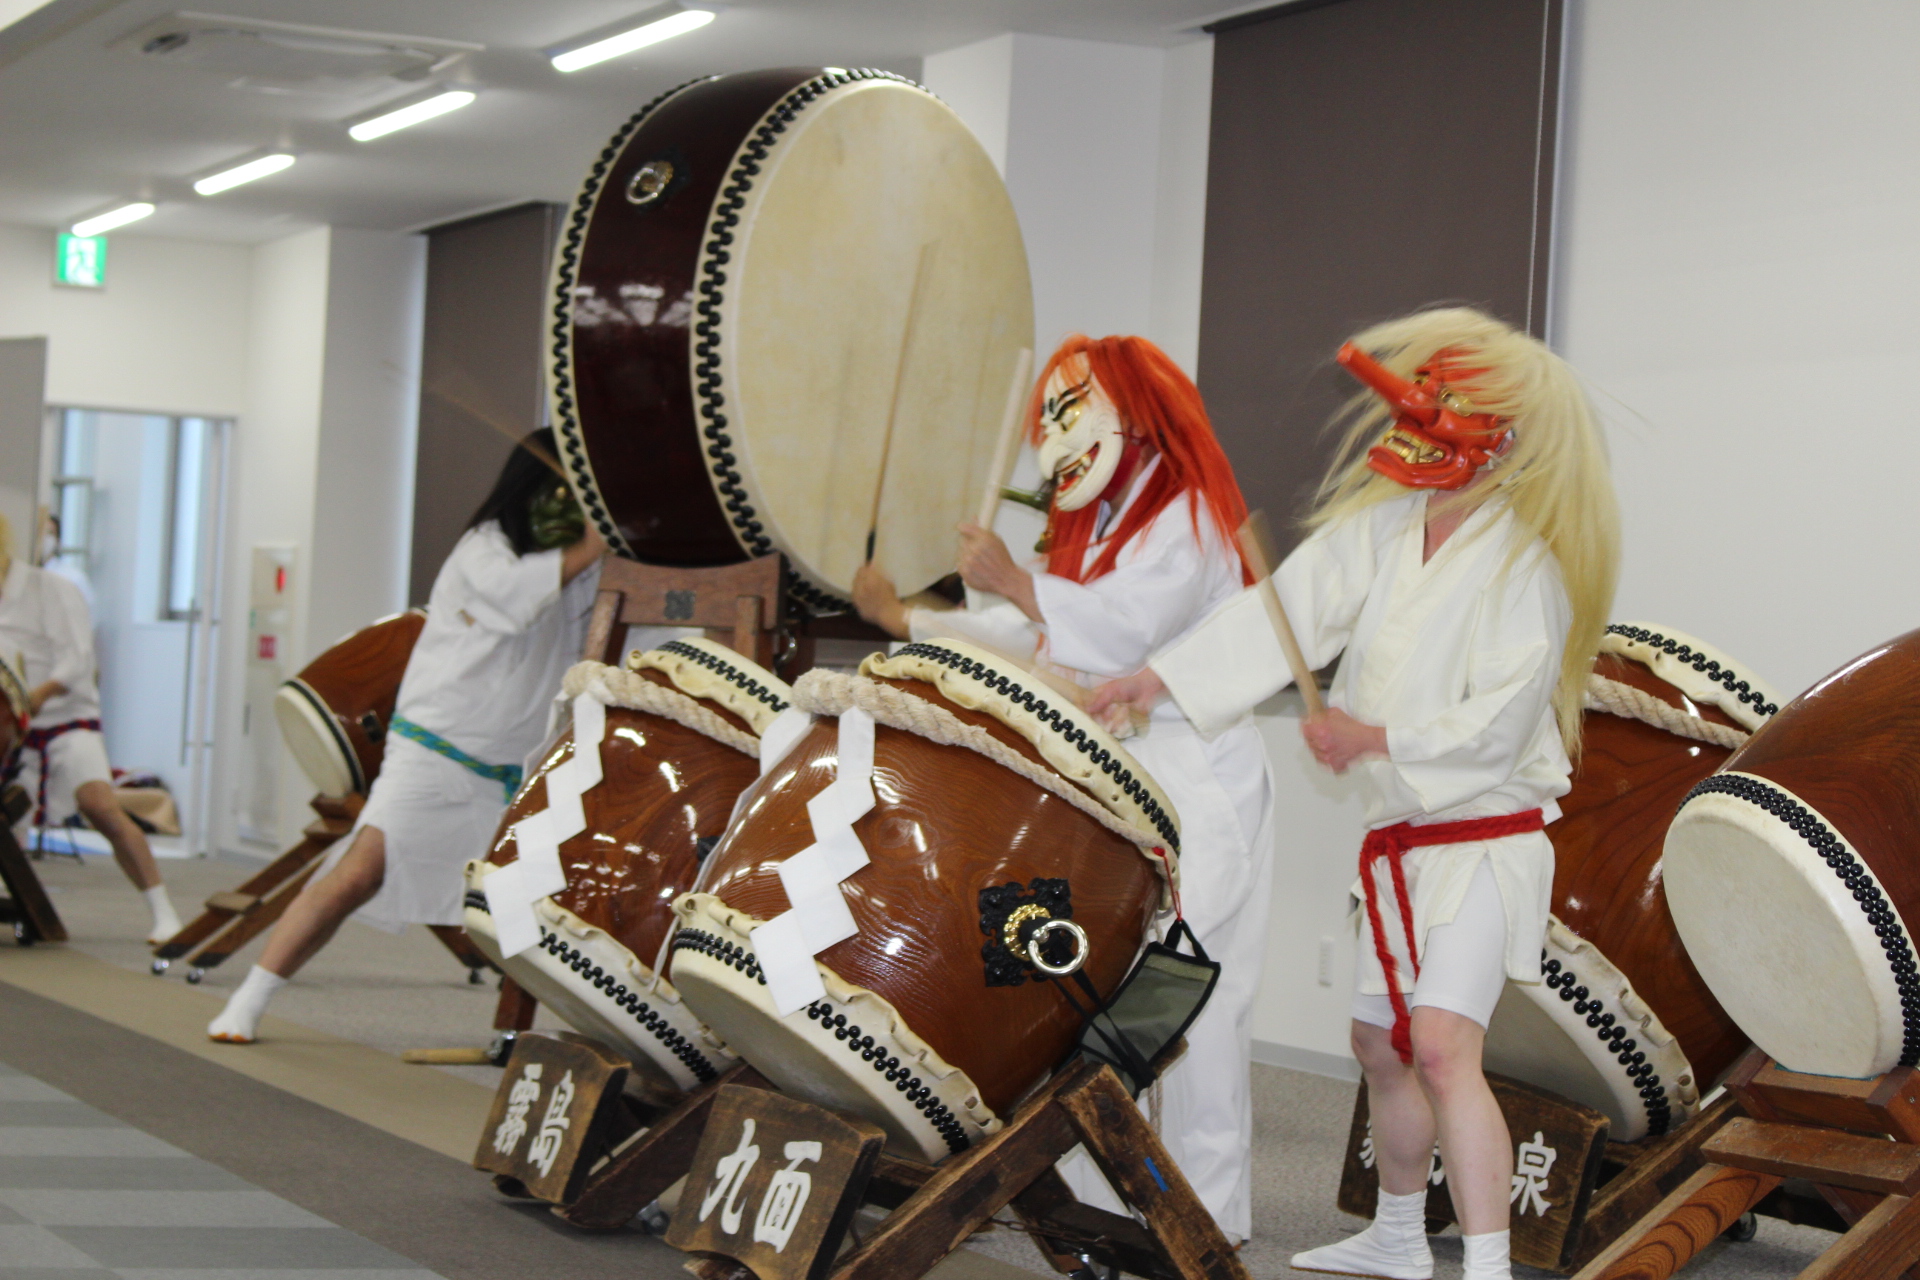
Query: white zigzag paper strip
752 705 877 1014
487 687 609 959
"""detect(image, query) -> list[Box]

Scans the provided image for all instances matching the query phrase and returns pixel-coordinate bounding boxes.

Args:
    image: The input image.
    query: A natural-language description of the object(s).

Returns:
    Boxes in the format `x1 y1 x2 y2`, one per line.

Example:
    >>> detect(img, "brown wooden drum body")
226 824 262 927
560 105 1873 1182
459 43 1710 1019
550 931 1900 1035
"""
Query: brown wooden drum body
1666 626 1920 1079
551 67 1033 612
0 656 29 775
461 638 792 1090
1483 623 1778 1140
670 639 1177 1161
272 609 425 797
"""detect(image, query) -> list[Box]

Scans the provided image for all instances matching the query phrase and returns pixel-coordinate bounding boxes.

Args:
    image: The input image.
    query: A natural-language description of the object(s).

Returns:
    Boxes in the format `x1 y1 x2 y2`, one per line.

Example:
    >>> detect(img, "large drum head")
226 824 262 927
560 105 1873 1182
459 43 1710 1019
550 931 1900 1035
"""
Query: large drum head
555 69 1033 611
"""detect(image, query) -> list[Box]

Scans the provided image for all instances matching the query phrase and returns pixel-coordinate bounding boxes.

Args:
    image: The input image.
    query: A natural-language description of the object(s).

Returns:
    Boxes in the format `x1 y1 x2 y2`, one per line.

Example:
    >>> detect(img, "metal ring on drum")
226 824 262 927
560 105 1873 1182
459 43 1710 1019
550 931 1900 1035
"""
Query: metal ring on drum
1027 919 1089 978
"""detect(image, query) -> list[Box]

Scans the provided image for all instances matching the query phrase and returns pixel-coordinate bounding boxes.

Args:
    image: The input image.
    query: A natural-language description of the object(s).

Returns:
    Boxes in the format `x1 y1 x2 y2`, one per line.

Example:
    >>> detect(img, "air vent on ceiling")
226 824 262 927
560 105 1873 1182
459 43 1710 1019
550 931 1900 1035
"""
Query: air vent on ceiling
113 12 483 99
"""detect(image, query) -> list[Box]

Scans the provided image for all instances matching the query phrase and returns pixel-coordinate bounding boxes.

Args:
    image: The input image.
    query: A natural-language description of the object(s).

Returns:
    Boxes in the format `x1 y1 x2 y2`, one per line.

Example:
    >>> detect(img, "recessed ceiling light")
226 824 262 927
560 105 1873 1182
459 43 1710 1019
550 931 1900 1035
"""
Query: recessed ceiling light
193 153 296 196
549 8 713 73
348 89 475 142
71 203 156 237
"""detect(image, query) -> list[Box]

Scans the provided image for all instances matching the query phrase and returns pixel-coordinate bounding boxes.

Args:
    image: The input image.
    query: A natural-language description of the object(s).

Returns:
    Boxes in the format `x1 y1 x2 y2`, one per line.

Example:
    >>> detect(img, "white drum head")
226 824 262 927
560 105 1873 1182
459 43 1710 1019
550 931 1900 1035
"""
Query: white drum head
717 78 1033 602
273 680 357 798
1666 775 1911 1078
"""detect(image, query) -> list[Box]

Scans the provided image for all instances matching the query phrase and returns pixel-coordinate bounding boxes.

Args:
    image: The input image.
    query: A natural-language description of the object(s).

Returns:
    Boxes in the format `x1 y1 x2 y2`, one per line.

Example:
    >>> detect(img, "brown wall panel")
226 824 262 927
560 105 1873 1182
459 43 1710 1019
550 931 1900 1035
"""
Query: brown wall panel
410 202 560 604
1199 0 1560 552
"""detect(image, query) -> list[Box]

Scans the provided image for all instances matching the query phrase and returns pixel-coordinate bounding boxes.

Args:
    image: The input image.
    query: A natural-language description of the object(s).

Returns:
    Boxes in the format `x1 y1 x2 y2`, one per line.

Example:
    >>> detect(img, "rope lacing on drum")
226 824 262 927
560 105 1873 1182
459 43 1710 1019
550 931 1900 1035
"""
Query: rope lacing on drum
1680 774 1920 1068
1603 625 1781 719
1584 675 1750 749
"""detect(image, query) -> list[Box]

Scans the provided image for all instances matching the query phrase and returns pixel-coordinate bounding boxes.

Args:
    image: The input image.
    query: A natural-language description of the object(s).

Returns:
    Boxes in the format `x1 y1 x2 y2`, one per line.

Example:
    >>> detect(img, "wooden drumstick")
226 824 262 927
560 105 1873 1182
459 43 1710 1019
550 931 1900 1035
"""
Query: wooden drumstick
867 241 937 562
976 346 1035 529
1236 512 1325 718
424 371 566 479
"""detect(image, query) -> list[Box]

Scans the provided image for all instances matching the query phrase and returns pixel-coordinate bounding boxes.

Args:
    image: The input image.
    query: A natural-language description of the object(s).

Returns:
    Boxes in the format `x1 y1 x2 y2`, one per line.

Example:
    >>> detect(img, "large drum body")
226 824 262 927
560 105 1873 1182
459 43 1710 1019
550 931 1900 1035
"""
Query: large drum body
462 639 793 1090
1666 627 1920 1079
1484 624 1779 1139
551 68 1034 613
670 640 1178 1161
273 609 426 797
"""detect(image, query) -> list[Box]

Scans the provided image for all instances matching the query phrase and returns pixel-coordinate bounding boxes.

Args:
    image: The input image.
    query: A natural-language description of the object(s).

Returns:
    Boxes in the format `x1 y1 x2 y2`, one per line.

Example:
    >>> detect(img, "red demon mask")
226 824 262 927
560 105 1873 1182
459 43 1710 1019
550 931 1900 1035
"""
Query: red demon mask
1337 342 1511 490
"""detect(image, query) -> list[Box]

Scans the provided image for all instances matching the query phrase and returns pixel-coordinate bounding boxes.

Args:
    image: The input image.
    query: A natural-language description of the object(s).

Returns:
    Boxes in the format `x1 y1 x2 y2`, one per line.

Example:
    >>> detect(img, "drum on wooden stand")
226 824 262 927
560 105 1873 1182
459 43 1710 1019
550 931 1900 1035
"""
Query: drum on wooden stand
1665 626 1920 1079
1483 623 1781 1139
273 609 426 797
551 67 1033 613
669 638 1179 1162
462 638 793 1091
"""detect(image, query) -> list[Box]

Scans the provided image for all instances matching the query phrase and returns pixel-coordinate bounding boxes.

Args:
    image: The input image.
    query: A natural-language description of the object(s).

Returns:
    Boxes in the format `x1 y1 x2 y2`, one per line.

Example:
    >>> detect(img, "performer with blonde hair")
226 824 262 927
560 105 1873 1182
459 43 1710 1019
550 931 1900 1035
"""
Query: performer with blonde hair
854 334 1273 1242
0 512 181 942
1093 307 1620 1280
209 432 603 1043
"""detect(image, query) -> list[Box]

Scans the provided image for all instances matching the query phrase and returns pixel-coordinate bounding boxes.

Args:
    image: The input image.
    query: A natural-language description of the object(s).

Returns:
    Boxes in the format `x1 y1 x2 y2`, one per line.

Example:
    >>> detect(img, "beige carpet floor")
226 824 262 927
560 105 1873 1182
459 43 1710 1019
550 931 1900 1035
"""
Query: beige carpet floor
16 849 1847 1278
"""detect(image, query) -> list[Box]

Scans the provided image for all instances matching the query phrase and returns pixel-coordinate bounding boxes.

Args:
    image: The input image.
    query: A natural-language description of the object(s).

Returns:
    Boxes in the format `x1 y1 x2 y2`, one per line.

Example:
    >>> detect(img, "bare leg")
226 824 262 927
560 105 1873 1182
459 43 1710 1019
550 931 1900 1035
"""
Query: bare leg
73 779 159 890
256 826 386 980
1409 1006 1511 1235
1353 1019 1438 1195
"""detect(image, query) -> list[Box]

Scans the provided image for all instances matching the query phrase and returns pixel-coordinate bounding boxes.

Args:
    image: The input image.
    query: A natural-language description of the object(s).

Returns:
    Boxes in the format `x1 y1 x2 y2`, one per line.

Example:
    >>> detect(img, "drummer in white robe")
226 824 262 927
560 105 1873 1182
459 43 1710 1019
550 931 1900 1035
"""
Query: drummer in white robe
1095 308 1621 1280
855 334 1273 1242
209 431 604 1044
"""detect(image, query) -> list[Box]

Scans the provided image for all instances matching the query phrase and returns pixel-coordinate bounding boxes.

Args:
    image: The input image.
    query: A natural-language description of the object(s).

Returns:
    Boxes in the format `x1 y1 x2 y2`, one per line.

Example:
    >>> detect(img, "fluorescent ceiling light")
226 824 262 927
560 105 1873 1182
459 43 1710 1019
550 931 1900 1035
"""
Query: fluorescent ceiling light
348 89 475 141
193 153 296 196
550 9 713 73
71 202 155 237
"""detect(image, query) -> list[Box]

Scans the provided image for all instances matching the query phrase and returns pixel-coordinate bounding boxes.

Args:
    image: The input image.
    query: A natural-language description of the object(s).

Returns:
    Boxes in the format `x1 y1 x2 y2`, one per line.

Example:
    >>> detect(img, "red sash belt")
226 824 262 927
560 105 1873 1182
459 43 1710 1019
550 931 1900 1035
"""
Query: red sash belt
1359 808 1545 1063
21 718 103 827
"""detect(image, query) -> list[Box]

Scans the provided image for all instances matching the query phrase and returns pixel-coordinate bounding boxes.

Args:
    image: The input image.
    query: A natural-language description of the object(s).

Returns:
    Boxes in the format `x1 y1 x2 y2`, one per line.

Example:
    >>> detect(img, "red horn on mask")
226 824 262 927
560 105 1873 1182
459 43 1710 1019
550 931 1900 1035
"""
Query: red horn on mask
1337 342 1509 491
1337 343 1438 427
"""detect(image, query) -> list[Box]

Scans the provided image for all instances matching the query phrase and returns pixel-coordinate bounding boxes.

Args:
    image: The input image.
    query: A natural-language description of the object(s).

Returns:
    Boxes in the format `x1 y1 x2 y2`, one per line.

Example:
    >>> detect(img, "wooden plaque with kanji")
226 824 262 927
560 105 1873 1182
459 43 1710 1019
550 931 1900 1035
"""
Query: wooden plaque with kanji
472 1032 630 1204
665 1084 886 1280
1337 1071 1609 1271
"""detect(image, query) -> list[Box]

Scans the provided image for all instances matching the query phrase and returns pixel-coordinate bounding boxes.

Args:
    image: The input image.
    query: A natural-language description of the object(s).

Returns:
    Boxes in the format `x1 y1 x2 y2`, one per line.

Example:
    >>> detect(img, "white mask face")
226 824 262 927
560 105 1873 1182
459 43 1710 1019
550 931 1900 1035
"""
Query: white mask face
1034 367 1125 512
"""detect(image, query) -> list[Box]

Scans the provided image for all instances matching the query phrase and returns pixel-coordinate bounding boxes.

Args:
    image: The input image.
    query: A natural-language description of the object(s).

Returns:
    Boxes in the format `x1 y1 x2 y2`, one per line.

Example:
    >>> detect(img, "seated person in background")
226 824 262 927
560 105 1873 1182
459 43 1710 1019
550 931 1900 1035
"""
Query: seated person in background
207 430 604 1044
0 514 181 943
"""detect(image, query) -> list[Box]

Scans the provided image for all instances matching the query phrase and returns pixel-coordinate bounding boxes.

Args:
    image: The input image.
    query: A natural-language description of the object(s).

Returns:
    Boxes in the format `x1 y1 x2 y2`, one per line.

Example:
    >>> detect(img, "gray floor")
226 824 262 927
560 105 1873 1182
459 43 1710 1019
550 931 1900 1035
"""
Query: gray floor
19 849 1851 1277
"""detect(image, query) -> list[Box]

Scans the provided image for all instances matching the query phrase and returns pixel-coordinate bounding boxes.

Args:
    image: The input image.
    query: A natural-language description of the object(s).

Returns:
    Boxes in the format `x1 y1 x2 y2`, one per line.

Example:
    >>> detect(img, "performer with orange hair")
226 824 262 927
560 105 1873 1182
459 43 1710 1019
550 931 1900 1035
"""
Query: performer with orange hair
854 333 1273 1241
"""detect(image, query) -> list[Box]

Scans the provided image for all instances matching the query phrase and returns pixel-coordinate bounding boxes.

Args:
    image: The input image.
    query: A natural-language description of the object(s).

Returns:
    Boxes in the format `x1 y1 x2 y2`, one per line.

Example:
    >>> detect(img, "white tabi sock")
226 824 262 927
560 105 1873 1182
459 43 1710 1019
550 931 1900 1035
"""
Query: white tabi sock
206 965 286 1044
143 885 181 944
1461 1230 1512 1280
1291 1188 1433 1280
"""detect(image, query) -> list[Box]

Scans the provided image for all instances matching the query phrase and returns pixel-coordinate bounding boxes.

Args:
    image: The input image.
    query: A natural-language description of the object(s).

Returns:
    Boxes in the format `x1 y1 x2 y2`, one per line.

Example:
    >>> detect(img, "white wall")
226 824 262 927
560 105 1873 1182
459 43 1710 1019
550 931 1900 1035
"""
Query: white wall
1554 0 1920 699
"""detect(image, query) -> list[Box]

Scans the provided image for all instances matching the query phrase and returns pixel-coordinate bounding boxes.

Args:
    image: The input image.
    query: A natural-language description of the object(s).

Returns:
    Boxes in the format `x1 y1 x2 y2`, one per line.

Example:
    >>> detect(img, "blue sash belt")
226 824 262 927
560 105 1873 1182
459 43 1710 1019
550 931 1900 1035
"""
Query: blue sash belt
389 715 523 803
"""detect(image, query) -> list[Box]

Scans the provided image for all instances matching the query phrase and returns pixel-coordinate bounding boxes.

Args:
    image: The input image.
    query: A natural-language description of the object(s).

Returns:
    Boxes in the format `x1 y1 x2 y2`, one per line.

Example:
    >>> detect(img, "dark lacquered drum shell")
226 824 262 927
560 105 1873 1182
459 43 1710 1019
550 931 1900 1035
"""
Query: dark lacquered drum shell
287 609 425 791
488 669 761 962
554 68 820 567
1547 653 1749 1088
692 678 1161 1115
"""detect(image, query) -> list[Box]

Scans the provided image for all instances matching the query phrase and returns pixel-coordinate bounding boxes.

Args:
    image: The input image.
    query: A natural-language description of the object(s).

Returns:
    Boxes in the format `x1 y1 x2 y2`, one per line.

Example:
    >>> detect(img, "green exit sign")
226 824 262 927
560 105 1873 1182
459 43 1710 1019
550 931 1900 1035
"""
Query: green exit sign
55 233 106 288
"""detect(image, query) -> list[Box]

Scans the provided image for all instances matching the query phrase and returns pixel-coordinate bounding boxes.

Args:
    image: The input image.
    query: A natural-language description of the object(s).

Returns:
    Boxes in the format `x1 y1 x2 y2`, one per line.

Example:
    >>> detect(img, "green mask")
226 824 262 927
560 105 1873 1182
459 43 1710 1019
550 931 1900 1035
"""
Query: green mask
529 480 586 550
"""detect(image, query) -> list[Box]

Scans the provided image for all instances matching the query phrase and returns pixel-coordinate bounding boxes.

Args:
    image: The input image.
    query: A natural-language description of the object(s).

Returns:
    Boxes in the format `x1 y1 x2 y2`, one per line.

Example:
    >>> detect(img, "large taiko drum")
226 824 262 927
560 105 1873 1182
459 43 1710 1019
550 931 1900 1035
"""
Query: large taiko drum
670 639 1178 1161
1665 627 1920 1079
1484 624 1780 1139
462 639 794 1091
551 68 1034 613
273 609 426 797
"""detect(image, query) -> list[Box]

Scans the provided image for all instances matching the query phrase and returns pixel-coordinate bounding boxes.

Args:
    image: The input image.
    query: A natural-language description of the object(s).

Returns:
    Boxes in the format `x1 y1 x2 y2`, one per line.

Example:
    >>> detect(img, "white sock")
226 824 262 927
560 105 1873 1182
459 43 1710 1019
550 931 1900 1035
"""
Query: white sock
143 885 181 944
1291 1188 1433 1280
207 965 286 1043
1462 1230 1511 1280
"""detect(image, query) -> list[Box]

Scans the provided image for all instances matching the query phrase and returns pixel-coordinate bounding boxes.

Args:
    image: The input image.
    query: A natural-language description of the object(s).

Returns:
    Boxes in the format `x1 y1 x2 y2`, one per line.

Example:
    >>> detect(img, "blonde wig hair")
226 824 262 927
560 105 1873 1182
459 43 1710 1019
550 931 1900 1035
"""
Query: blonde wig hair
0 513 14 569
1307 306 1620 756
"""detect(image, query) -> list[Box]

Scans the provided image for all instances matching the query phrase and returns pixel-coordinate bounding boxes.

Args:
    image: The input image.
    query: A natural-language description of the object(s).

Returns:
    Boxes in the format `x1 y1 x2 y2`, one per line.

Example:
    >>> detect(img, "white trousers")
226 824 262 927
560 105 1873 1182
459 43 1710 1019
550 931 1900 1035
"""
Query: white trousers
1352 854 1510 1031
12 725 113 834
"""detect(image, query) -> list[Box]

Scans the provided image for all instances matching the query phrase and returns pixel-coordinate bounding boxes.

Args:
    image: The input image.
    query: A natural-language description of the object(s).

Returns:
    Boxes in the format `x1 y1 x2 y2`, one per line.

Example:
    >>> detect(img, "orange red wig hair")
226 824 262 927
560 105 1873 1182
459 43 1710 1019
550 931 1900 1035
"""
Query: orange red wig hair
1027 334 1250 585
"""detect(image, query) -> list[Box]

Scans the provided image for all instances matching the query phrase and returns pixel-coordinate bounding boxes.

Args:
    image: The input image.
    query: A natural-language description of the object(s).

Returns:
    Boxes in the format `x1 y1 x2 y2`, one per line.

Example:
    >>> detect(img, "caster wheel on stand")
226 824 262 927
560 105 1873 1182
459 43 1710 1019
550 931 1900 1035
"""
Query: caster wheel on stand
150 958 170 976
1726 1211 1758 1243
185 967 204 985
13 920 32 945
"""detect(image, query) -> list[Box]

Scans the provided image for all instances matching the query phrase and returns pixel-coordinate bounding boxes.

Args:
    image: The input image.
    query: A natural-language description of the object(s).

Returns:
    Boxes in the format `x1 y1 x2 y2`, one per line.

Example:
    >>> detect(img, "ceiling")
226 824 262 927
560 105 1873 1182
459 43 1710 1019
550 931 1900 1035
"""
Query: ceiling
0 0 1241 243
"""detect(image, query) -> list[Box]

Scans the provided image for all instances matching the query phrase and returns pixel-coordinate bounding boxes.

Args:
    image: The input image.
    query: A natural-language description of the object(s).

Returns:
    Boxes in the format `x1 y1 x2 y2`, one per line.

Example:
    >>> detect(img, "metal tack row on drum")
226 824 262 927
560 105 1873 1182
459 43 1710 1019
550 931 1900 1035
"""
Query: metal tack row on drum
464 636 1178 1165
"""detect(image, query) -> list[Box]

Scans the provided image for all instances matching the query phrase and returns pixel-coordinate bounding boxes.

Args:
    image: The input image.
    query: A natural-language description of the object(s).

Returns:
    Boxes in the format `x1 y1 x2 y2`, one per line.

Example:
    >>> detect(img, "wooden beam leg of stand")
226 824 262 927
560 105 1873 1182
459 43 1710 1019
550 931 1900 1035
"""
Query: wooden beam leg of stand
1802 1193 1920 1280
1008 1168 1107 1276
427 924 496 981
177 854 324 971
1570 1164 1781 1280
1058 1067 1250 1280
1009 1166 1192 1280
492 977 538 1032
0 790 66 943
556 1062 772 1229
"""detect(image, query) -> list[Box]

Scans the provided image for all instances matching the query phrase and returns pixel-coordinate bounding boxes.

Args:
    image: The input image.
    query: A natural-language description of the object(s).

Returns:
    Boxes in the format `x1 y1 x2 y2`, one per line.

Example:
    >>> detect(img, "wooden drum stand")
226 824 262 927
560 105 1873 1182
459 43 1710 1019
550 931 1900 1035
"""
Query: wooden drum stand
0 783 66 945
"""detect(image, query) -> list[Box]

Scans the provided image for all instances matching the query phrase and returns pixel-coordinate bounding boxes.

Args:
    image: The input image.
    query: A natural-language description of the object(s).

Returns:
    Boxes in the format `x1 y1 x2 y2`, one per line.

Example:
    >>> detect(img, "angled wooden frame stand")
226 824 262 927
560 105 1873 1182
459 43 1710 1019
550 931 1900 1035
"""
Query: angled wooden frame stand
552 1056 1248 1280
0 783 66 944
584 552 788 674
1575 1050 1920 1280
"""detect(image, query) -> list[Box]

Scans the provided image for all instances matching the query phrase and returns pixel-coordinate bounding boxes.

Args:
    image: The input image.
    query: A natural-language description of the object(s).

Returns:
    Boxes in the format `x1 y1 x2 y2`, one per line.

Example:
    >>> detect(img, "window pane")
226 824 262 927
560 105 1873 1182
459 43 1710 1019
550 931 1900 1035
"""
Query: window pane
167 418 207 619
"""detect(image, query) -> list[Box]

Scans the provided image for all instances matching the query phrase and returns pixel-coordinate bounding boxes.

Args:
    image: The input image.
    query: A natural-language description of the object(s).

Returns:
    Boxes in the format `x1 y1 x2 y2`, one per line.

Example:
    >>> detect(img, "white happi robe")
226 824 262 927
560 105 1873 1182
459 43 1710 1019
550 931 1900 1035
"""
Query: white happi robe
909 458 1275 1240
329 523 601 931
1152 490 1572 995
